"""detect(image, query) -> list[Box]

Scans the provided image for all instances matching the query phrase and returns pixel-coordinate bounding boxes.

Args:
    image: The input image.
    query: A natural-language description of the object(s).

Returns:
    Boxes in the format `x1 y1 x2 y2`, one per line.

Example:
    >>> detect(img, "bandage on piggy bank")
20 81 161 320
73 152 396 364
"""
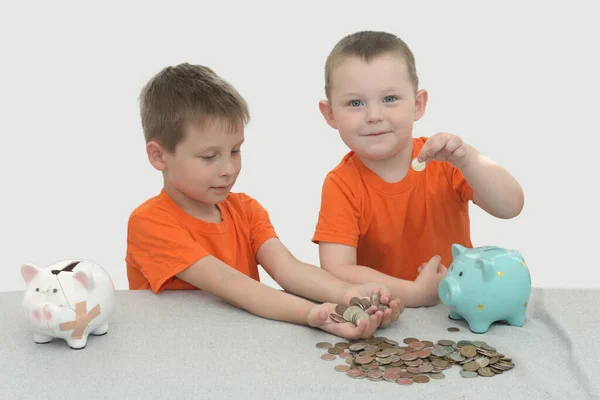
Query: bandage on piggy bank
21 259 116 349
438 244 531 334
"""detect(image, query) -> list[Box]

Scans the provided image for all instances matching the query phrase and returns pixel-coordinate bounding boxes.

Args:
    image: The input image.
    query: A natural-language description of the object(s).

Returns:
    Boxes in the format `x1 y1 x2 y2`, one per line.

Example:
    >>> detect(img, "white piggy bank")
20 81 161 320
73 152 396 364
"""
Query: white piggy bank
21 259 116 349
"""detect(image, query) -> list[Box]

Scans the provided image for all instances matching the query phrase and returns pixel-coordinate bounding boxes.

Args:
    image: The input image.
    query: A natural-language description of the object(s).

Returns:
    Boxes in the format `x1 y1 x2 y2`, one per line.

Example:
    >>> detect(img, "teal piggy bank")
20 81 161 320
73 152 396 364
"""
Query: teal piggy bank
438 244 531 333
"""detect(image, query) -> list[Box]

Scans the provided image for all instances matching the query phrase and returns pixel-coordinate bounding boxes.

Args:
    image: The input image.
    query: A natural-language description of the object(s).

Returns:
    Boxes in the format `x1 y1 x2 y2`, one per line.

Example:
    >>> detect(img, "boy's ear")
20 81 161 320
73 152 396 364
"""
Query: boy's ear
318 100 338 130
146 141 167 172
413 89 428 122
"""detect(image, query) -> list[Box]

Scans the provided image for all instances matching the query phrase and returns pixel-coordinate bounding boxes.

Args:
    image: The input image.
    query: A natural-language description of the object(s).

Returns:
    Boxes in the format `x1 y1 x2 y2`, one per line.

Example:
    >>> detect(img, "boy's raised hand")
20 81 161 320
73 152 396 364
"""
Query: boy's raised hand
417 132 470 169
342 283 404 328
414 255 448 306
308 303 382 340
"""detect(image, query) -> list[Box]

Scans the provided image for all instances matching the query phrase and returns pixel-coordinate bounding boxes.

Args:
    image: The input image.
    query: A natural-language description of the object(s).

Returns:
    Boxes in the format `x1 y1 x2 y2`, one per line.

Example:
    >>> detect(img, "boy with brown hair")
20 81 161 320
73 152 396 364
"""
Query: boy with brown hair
125 63 402 340
313 31 525 307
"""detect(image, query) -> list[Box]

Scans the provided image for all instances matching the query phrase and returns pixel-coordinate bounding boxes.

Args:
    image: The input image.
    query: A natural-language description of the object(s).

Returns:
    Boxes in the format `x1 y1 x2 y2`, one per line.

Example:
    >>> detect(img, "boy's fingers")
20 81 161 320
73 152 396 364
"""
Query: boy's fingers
422 255 441 274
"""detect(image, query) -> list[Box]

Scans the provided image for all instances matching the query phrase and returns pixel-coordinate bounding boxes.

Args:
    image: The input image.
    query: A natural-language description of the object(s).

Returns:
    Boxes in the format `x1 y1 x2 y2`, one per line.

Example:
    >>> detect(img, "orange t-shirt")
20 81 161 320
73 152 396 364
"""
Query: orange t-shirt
126 189 278 294
312 137 473 282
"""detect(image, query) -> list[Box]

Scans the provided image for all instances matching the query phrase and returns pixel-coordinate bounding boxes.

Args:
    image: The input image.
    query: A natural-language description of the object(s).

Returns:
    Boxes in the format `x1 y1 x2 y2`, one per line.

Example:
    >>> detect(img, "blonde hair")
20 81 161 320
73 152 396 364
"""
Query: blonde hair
324 31 419 98
139 63 249 153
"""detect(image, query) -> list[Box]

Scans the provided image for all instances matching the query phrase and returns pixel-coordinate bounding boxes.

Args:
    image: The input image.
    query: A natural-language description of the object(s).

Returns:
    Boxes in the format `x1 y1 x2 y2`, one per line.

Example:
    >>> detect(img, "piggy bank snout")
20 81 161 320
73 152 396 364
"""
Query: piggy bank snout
438 278 459 306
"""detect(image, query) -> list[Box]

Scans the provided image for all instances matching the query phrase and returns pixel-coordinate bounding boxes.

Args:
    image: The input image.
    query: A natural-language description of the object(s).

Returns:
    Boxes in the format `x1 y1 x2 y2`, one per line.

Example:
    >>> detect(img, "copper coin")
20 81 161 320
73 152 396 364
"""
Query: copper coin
383 373 400 382
359 350 377 357
398 371 413 379
354 355 373 364
412 375 430 383
430 373 446 379
362 362 380 370
316 342 332 349
400 352 418 361
384 367 403 374
335 304 348 315
403 337 419 344
407 367 420 374
404 359 423 367
418 364 434 373
447 327 460 332
320 354 336 361
417 349 432 358
349 343 367 352
347 369 365 378
328 347 343 355
334 342 350 349
389 355 402 363
365 345 380 352
335 365 350 372
397 378 414 385
376 351 391 358
438 340 455 347
408 341 425 349
367 370 383 379
350 297 362 307
420 341 434 348
384 338 399 346
339 352 350 359
329 313 346 323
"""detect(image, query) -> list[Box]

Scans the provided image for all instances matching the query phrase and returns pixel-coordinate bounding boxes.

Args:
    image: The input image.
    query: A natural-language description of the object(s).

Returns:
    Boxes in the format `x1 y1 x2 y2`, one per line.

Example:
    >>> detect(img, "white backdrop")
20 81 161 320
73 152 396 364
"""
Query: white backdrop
1 0 598 293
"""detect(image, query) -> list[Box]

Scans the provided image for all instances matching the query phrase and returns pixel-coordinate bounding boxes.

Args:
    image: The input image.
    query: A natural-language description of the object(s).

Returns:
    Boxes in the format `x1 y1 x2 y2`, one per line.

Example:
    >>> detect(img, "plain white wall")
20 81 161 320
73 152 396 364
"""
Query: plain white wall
1 0 598 293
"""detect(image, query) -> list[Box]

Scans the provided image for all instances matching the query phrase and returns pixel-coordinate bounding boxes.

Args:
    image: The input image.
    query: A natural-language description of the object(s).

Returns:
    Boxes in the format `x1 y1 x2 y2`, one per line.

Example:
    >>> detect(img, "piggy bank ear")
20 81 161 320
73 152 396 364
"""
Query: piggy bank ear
73 269 94 291
451 244 466 259
21 263 41 284
475 258 495 282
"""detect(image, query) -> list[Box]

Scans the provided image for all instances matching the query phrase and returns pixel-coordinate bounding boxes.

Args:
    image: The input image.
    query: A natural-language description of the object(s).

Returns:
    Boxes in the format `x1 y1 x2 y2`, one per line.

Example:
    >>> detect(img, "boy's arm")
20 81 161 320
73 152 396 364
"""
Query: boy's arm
318 242 445 307
176 255 381 339
255 238 403 327
460 144 525 219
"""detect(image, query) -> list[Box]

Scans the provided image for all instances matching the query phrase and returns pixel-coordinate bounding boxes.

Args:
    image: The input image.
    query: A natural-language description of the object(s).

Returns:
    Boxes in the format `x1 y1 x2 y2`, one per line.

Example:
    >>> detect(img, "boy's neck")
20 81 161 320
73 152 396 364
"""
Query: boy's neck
357 139 414 183
163 184 222 223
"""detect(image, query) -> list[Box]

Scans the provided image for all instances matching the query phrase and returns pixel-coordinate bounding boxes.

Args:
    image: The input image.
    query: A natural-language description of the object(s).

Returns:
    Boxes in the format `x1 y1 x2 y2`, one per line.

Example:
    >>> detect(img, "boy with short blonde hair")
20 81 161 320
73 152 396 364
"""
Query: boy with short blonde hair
126 63 402 340
313 31 525 307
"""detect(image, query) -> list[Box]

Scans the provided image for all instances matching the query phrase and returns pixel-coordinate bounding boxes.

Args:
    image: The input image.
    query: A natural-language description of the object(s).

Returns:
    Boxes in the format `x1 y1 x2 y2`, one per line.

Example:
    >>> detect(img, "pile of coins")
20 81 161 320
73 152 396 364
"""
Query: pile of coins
330 295 390 326
316 335 514 385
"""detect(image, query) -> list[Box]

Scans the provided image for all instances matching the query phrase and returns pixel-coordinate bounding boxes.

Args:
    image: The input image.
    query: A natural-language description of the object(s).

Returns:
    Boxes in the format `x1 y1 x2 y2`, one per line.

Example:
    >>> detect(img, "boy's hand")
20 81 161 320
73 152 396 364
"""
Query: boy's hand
308 303 382 340
342 283 404 328
417 132 470 169
414 256 447 306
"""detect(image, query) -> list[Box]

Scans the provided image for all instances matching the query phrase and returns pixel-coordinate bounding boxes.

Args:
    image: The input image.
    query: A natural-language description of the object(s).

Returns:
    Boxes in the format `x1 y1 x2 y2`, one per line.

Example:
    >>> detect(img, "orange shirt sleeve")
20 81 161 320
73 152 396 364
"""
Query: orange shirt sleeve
312 172 361 247
242 194 279 256
443 163 473 203
126 208 209 294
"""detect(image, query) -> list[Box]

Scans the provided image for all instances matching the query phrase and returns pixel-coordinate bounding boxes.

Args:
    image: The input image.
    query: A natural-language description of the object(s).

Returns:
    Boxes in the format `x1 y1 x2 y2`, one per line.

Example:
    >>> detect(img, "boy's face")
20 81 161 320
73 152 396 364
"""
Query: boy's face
151 118 244 210
320 53 427 161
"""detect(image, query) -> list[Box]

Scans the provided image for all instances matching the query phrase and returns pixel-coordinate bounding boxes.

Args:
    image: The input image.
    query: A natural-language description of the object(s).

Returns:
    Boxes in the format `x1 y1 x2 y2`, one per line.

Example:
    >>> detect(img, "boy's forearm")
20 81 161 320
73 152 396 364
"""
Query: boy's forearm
460 145 525 219
322 263 424 307
213 273 315 325
272 260 352 305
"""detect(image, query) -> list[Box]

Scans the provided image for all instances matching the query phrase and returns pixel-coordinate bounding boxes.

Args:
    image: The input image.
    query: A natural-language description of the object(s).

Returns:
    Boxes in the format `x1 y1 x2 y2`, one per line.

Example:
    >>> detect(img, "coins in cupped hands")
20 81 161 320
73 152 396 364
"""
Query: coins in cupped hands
330 293 390 327
317 335 515 384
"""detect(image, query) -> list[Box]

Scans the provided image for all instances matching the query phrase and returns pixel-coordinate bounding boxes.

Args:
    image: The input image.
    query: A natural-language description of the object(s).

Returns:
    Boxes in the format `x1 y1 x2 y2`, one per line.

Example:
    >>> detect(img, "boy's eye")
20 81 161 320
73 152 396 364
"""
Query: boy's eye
383 96 397 103
349 100 363 107
232 149 241 155
200 155 216 160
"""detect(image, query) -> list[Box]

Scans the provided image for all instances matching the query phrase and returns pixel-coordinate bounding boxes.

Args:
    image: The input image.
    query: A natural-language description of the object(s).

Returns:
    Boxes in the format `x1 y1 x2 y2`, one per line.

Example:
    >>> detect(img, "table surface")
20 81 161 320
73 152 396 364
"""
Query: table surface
1 287 598 400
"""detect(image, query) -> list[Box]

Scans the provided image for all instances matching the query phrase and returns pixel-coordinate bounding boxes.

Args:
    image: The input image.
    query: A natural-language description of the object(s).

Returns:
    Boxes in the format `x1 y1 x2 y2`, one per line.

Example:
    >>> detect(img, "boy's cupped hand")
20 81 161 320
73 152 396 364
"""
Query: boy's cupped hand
308 303 382 340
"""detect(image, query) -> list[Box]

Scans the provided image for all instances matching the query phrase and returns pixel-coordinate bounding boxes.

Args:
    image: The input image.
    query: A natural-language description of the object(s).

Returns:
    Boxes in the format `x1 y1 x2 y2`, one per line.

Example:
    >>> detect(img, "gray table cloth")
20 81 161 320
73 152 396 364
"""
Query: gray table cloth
1 288 598 400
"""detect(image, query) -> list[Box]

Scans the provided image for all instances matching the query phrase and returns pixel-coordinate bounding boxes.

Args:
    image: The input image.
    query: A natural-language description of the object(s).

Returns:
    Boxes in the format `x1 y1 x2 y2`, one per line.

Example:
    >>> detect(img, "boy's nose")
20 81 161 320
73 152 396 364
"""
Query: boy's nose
220 160 236 177
366 105 383 123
